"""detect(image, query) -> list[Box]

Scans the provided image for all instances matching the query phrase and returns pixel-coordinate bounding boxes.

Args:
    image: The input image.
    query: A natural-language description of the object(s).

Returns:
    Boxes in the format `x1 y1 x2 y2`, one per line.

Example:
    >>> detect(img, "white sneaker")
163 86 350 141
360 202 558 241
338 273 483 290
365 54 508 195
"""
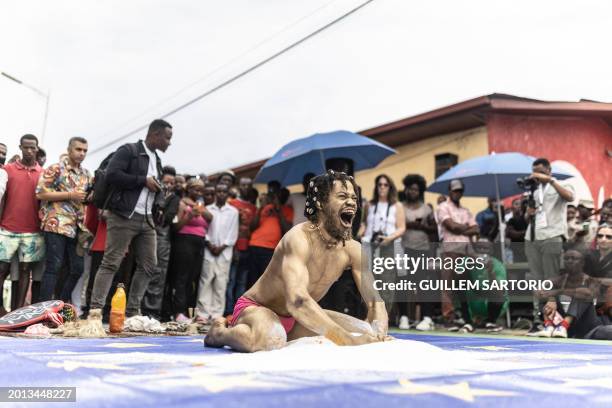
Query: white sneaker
459 323 474 333
398 315 410 330
485 322 503 333
530 325 554 338
416 316 434 331
552 325 568 338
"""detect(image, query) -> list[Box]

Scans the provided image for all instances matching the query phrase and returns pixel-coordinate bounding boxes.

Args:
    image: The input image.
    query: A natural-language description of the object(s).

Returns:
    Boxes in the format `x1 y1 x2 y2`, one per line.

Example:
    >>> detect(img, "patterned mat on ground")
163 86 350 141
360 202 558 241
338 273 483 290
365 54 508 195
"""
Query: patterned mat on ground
1 332 611 408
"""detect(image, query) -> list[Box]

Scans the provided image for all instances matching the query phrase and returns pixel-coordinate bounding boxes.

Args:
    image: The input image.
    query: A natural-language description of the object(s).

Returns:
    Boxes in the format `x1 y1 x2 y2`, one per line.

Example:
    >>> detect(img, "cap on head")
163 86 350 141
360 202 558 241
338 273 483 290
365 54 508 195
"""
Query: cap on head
449 179 464 192
578 199 594 209
187 178 205 188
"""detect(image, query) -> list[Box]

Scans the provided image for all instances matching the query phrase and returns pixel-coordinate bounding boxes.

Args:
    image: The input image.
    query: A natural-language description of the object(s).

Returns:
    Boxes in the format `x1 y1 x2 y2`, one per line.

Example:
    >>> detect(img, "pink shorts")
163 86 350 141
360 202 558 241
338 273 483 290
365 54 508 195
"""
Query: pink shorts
229 296 296 334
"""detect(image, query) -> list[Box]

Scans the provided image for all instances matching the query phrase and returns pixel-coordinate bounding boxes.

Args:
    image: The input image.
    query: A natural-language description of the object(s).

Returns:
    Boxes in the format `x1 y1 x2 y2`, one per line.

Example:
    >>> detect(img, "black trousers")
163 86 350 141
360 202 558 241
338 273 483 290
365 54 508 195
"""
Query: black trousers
246 246 274 290
84 251 104 313
84 251 134 318
398 248 437 320
142 226 172 316
170 234 204 315
567 299 612 340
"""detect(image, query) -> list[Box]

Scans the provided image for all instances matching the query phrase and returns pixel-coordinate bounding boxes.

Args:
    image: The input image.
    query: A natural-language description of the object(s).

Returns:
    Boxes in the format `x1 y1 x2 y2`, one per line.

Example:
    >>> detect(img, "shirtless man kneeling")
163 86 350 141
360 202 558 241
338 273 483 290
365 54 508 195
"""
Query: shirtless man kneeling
205 170 389 352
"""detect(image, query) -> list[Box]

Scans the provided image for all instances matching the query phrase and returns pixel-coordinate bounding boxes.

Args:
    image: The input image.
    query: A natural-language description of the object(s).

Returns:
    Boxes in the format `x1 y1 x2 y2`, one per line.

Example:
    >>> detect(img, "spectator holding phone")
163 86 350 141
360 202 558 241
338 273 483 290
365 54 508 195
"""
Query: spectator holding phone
246 181 293 289
401 174 436 330
37 136 92 301
89 119 172 318
171 178 212 322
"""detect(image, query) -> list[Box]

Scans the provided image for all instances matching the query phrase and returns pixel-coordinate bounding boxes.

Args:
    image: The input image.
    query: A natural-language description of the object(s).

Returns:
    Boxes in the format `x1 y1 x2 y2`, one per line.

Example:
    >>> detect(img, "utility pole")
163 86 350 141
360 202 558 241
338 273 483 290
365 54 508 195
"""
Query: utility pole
1 71 50 144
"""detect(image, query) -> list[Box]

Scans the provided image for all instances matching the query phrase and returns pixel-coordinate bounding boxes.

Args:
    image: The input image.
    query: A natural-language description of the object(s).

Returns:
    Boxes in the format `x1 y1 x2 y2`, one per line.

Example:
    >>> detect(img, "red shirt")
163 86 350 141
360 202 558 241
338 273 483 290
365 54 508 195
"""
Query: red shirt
85 204 107 252
0 161 42 233
229 198 256 251
249 204 294 250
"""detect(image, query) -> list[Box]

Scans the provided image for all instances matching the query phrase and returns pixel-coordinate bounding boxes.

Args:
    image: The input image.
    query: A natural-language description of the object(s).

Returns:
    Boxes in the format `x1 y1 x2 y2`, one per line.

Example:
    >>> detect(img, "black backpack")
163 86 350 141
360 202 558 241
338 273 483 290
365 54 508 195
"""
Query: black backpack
92 143 139 209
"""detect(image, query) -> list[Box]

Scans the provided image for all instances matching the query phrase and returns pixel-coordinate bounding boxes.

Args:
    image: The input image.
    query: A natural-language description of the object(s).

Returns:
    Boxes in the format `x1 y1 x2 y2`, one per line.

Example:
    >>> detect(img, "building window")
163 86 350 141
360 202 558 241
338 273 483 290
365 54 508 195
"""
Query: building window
435 153 458 178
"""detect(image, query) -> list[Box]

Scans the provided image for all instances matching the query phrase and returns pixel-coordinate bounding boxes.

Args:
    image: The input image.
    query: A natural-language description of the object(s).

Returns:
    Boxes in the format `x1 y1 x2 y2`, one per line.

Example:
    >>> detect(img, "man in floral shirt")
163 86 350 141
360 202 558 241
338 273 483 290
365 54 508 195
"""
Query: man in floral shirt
36 137 92 301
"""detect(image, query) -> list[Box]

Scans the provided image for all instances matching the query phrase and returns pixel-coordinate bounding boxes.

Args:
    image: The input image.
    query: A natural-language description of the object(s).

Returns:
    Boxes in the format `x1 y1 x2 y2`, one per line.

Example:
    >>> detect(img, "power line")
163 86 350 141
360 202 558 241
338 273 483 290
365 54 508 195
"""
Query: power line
95 0 340 143
90 0 376 155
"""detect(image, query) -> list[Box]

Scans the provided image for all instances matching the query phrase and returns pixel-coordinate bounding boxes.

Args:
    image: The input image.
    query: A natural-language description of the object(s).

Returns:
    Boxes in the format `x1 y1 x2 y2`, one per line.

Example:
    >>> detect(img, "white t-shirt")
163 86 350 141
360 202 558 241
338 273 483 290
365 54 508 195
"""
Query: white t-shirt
525 181 574 241
133 142 158 215
204 203 239 262
362 201 399 243
0 168 7 218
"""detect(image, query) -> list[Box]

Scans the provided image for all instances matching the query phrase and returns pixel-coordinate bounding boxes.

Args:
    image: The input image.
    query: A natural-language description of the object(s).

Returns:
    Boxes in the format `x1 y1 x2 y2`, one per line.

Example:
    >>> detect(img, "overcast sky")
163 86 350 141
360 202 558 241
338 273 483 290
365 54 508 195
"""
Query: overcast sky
2 0 611 174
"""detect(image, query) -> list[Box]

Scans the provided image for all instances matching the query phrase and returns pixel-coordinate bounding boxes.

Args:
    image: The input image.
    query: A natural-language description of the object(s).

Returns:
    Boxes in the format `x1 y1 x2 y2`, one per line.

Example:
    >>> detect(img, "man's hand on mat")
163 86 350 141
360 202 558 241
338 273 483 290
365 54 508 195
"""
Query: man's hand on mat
349 333 380 345
211 317 227 327
367 314 389 339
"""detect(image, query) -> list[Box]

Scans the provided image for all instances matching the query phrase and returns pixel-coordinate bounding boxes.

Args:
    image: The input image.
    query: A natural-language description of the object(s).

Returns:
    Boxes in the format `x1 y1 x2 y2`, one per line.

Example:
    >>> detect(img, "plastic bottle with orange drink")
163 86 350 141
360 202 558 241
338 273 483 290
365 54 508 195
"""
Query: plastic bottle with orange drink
109 283 126 333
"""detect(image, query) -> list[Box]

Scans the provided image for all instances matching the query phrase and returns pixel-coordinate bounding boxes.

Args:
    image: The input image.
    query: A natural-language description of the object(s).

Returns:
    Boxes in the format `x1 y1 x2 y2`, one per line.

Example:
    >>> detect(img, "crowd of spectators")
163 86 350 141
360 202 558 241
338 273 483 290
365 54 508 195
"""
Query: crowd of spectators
0 127 611 341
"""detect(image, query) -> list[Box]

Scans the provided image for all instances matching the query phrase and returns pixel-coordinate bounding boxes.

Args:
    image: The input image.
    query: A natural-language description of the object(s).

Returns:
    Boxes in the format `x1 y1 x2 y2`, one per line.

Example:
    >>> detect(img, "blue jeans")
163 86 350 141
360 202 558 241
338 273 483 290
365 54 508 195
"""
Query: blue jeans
40 232 84 301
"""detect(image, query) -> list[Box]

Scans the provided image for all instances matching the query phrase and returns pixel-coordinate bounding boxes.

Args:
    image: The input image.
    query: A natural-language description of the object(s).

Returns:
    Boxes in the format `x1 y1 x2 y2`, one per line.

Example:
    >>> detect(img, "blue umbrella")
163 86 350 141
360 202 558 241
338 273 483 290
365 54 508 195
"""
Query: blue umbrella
255 130 396 186
427 152 573 198
427 152 574 265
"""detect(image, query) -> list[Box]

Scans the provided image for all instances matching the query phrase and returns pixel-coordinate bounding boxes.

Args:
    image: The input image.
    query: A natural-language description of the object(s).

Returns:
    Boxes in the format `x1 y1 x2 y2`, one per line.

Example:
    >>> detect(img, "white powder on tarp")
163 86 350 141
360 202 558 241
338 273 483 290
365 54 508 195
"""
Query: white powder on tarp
201 337 491 377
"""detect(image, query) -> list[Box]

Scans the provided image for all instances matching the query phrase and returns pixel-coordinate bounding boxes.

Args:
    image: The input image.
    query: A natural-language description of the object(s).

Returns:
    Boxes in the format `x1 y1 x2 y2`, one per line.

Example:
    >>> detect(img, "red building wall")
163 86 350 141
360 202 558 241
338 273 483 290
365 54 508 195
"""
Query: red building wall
487 113 612 204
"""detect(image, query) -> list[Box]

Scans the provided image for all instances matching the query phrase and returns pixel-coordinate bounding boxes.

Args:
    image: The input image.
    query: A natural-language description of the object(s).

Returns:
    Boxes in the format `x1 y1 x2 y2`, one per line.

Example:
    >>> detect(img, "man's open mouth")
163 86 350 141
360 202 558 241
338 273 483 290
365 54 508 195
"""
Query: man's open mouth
339 208 355 227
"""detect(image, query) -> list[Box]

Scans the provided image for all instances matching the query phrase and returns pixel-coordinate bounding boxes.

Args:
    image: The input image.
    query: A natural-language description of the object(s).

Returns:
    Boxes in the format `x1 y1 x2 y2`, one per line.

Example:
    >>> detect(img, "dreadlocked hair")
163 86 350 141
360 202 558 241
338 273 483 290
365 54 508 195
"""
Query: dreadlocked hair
304 170 359 223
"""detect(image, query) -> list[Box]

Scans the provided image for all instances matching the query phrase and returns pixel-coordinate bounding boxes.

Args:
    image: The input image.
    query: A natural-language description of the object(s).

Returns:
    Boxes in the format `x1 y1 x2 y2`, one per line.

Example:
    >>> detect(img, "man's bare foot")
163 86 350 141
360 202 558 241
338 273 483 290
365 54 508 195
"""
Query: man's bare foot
204 317 227 348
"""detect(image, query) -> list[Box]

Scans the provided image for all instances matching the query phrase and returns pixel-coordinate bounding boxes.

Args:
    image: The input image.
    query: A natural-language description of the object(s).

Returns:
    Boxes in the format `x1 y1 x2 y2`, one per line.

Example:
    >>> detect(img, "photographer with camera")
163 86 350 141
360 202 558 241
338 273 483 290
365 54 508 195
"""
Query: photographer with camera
359 175 406 247
359 174 405 323
523 157 574 330
570 201 598 245
89 119 173 318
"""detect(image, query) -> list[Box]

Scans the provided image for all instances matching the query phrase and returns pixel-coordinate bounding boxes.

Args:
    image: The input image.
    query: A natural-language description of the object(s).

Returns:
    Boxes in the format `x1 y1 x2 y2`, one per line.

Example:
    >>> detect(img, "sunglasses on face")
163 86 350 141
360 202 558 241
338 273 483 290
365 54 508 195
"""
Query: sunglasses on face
378 183 389 187
598 234 612 240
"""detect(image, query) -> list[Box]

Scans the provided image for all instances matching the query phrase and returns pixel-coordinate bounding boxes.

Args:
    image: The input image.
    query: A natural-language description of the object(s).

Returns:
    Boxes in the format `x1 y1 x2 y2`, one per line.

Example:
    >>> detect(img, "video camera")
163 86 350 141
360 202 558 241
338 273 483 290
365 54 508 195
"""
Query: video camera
517 176 538 206
516 176 537 241
516 176 537 192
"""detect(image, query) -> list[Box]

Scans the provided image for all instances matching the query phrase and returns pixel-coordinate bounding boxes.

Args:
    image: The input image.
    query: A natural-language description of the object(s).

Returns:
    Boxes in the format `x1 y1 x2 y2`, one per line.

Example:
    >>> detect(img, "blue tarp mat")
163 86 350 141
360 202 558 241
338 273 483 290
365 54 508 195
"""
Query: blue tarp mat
0 332 610 408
